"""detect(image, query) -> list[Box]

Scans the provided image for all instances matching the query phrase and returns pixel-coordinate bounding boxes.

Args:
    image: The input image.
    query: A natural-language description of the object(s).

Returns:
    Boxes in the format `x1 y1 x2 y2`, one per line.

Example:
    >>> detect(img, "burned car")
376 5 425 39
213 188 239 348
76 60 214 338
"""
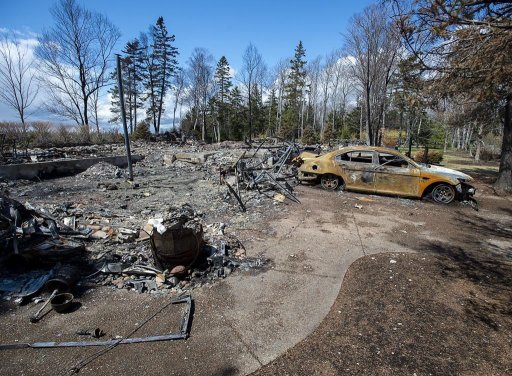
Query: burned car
297 146 476 204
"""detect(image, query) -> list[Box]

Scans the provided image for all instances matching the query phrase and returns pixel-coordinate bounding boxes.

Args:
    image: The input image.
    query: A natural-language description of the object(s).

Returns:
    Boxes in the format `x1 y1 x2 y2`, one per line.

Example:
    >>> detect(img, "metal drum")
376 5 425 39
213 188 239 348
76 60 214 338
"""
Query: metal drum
150 225 203 271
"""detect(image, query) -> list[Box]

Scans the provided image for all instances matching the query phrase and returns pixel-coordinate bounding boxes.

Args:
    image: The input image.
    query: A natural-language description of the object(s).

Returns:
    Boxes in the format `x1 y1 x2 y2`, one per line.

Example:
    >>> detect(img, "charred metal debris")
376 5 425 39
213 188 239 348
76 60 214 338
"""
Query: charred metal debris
0 139 307 332
1 194 270 302
219 139 302 211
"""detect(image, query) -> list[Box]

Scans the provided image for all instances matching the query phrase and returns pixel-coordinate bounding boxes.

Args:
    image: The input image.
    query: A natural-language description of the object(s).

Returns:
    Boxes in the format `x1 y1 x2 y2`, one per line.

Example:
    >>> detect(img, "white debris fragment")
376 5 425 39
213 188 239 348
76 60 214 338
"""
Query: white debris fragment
148 218 167 235
390 259 397 264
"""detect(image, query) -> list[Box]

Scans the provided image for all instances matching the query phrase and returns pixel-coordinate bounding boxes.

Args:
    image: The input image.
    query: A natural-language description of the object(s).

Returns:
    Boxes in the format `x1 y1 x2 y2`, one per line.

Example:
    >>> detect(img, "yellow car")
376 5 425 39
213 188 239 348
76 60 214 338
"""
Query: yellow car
297 146 476 204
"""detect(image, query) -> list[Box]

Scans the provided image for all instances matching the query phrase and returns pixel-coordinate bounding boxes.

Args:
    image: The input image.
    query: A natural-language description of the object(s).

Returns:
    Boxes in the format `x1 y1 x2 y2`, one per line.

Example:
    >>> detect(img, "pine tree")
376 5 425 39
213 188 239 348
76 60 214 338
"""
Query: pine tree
229 87 246 140
123 39 145 133
108 69 122 124
214 56 233 142
143 17 178 134
250 83 265 137
265 88 278 136
282 41 307 140
108 39 146 133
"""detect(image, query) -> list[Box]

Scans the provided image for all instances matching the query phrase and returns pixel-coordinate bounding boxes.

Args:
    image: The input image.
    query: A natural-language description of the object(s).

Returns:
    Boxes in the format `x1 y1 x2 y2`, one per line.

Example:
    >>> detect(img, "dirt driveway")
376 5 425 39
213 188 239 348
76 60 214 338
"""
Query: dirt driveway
1 171 511 375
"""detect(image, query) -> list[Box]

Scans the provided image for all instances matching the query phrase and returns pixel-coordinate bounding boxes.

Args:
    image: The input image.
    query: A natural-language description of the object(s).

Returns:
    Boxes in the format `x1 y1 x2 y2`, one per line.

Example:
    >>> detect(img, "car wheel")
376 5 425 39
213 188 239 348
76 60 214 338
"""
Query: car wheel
431 183 456 204
321 174 341 190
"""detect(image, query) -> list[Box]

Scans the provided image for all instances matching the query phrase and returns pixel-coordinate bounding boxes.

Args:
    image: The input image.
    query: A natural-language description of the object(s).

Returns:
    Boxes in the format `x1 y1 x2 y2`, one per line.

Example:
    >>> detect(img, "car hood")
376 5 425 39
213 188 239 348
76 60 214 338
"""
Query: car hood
419 164 473 182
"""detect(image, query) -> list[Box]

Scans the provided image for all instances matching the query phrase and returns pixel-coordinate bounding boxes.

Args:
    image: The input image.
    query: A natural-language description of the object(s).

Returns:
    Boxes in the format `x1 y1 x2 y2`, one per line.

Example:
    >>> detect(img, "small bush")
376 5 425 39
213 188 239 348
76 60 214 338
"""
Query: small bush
131 121 151 141
103 128 124 144
302 127 319 145
321 126 334 144
479 148 500 161
413 149 444 164
382 129 399 148
340 127 352 140
31 121 53 148
53 125 73 146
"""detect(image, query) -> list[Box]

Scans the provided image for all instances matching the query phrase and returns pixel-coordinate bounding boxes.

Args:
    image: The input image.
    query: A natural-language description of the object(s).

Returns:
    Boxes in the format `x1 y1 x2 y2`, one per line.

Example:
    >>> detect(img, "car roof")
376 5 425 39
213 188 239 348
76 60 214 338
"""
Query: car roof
324 145 419 166
329 145 400 155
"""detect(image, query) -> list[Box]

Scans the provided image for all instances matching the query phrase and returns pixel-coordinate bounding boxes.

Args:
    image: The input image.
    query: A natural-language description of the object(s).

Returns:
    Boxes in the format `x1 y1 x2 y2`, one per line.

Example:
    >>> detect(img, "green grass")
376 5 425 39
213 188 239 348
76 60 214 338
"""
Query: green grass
442 150 499 172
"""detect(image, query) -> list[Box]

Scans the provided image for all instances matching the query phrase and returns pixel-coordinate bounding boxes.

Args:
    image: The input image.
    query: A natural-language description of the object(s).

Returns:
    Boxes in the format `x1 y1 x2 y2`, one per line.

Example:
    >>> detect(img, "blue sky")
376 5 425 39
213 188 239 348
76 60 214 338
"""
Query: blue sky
0 0 375 122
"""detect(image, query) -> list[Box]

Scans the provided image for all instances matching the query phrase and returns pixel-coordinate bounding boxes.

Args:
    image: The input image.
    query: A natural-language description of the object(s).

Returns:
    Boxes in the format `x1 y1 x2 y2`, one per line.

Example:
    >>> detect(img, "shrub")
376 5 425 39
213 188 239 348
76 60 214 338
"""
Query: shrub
413 149 444 164
382 129 399 148
52 125 74 146
103 128 124 144
479 148 500 161
302 127 319 145
31 121 53 148
131 121 151 141
340 127 352 140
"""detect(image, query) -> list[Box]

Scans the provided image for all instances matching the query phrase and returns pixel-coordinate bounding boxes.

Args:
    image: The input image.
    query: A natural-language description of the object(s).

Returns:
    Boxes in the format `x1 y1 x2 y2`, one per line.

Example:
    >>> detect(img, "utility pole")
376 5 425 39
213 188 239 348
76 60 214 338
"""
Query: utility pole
116 54 134 181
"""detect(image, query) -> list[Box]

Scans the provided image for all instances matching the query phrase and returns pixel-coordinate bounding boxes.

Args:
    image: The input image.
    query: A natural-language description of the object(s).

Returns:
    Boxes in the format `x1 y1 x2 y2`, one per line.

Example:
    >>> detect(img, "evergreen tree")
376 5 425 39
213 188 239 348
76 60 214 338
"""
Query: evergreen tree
229 87 246 140
143 17 179 133
282 41 307 139
108 40 145 133
108 70 122 124
214 56 233 142
250 83 265 136
265 88 278 136
123 39 145 133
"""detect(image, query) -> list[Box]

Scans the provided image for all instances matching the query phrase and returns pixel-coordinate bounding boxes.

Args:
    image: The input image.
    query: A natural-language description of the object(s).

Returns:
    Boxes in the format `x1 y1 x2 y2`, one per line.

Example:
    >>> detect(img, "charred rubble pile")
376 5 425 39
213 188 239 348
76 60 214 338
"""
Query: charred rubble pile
0 194 87 303
0 143 129 165
0 194 269 301
0 138 305 302
161 139 304 211
88 203 269 294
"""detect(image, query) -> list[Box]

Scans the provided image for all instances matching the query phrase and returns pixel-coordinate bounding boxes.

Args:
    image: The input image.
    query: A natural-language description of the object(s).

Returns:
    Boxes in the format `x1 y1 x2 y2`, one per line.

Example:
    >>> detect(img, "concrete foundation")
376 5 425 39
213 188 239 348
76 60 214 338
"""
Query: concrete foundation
0 155 144 180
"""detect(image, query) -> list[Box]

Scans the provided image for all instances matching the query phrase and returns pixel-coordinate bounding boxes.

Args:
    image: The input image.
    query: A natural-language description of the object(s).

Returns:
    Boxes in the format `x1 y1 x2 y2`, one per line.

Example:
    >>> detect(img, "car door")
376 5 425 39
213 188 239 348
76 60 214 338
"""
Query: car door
374 152 421 197
334 150 377 192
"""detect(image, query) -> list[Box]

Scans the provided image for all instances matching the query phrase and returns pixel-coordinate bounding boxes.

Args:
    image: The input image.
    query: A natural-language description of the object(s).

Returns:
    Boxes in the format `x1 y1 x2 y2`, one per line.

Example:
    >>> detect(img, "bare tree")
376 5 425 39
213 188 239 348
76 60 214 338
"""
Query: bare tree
345 3 400 145
306 56 322 130
187 48 214 141
273 58 289 135
335 60 354 135
172 67 186 129
0 35 39 132
36 0 120 134
319 50 338 138
89 88 100 133
240 43 263 141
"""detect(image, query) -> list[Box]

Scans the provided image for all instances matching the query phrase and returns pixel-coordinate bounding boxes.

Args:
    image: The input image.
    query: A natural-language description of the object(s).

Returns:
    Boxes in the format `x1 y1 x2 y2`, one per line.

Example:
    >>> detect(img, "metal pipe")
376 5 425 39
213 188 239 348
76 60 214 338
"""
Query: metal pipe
116 54 134 181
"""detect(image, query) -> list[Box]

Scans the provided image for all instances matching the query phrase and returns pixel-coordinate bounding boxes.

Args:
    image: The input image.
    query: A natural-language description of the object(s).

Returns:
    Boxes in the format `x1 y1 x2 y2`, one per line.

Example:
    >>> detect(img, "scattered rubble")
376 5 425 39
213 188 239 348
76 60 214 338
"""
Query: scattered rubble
0 139 304 332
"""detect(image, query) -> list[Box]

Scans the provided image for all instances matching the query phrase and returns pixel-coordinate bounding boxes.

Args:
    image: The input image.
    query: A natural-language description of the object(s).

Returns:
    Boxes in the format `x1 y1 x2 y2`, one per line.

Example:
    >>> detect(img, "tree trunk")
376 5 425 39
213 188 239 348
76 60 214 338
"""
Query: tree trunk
83 95 90 139
172 95 178 130
248 83 252 142
359 101 364 141
134 84 138 132
474 123 484 161
399 111 403 147
406 119 412 157
95 103 99 134
365 87 372 146
494 96 512 192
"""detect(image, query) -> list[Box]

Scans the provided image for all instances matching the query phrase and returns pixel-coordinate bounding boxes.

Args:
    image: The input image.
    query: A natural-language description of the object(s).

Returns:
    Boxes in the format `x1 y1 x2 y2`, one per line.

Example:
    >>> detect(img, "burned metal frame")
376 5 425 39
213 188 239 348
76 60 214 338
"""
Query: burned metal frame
0 294 193 350
221 140 301 207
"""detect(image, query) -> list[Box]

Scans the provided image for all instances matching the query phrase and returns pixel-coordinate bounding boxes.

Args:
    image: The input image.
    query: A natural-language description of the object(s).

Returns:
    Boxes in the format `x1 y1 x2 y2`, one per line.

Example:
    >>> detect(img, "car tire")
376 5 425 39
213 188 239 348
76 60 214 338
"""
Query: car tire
431 183 456 204
321 174 341 191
